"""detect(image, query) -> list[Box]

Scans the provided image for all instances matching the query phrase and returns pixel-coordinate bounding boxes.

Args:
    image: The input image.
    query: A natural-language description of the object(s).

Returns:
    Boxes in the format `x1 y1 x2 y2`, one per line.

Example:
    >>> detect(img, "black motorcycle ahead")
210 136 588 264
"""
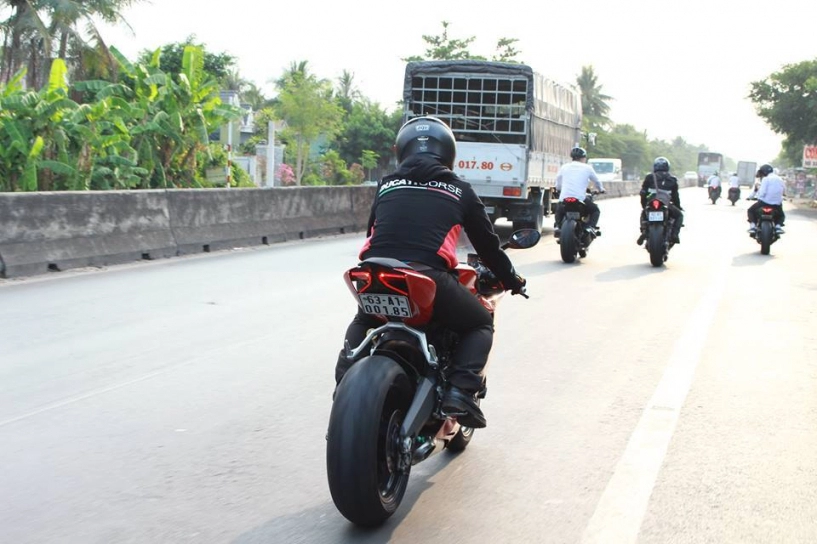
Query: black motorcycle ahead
326 229 541 527
752 205 782 255
728 186 741 205
557 192 601 263
708 185 722 204
640 193 677 267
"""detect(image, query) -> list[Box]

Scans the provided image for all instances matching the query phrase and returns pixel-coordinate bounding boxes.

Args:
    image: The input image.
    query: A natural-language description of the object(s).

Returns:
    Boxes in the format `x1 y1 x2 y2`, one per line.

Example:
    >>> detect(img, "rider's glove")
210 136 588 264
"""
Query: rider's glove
508 273 527 295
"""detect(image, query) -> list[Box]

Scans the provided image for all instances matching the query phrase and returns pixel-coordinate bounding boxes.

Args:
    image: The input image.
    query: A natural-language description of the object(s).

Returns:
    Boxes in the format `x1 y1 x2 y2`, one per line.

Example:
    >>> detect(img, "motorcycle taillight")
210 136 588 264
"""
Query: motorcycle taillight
348 270 372 292
377 271 410 296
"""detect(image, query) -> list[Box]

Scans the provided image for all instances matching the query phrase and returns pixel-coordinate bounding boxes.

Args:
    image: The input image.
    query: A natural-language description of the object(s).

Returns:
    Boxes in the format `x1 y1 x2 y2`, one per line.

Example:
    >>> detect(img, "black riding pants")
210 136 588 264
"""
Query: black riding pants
555 197 600 228
335 267 494 393
747 201 785 225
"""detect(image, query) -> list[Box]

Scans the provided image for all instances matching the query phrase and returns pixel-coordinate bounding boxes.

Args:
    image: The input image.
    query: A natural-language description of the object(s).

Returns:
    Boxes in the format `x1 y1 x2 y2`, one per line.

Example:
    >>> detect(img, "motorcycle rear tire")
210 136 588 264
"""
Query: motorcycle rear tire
327 355 413 527
759 221 773 255
560 219 577 263
648 224 666 267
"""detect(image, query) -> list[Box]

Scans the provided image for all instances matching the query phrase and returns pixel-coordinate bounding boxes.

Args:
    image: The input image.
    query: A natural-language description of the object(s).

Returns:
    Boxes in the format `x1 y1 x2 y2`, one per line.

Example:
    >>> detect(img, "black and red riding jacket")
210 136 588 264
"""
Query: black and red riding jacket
359 155 520 291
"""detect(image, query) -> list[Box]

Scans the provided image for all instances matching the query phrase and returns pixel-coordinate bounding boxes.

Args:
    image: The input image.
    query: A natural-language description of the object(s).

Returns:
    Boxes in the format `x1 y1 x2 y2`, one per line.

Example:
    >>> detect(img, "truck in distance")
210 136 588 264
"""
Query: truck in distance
401 60 583 232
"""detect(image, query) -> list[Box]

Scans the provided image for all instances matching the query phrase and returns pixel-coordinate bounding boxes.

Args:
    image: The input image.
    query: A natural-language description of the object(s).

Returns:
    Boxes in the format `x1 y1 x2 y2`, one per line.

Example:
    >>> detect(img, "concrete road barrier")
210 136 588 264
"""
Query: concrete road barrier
0 180 695 279
0 191 177 278
0 187 375 279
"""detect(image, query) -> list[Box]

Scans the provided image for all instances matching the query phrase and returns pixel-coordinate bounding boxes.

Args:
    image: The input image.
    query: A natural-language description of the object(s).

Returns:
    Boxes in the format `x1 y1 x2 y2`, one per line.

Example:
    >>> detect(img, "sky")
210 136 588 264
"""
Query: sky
97 0 817 164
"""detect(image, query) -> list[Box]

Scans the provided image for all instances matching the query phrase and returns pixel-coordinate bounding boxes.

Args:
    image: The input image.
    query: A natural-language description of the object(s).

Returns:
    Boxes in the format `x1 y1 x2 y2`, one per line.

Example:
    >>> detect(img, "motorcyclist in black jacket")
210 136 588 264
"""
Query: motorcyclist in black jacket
333 116 527 428
637 157 684 245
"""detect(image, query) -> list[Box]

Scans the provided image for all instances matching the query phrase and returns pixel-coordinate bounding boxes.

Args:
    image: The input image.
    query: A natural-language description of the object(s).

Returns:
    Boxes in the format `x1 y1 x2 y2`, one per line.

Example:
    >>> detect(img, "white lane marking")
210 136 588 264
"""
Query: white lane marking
0 332 275 429
581 272 727 544
0 364 183 428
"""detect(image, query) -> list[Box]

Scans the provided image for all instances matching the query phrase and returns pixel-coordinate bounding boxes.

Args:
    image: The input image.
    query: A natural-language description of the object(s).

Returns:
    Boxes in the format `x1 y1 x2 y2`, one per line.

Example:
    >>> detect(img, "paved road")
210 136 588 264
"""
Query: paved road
1 188 816 543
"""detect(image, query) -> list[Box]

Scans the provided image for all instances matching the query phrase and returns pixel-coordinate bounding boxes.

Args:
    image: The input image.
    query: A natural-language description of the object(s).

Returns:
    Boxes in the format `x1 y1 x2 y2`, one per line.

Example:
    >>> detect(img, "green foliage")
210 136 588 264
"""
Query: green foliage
493 38 521 63
335 100 396 174
360 149 378 180
349 163 365 184
0 46 242 192
0 0 142 89
231 162 254 187
274 61 344 185
403 21 521 63
749 58 817 166
138 36 236 83
577 65 612 130
319 150 354 185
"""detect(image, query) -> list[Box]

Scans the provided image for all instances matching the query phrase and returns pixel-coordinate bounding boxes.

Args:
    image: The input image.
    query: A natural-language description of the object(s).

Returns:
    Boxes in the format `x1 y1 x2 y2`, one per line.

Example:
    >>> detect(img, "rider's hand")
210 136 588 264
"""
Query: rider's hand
510 274 527 297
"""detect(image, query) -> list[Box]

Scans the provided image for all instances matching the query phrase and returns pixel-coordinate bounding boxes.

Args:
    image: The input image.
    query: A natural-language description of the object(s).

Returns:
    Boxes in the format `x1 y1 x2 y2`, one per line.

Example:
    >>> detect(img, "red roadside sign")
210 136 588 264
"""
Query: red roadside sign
804 145 817 168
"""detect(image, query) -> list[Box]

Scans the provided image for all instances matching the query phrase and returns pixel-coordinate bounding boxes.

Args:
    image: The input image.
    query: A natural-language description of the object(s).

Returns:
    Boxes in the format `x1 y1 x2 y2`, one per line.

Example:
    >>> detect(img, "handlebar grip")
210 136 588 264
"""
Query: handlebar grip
514 286 529 299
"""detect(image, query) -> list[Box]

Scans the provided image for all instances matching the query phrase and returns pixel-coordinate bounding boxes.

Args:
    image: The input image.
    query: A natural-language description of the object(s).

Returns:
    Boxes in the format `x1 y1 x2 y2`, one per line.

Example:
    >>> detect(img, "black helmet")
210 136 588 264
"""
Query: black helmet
570 147 587 160
757 164 774 178
653 156 670 172
395 116 456 168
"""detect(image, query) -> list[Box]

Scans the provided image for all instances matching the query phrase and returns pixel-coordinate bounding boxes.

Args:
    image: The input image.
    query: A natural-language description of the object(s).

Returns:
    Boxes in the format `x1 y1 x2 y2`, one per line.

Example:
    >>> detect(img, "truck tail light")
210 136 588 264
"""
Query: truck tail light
503 186 522 197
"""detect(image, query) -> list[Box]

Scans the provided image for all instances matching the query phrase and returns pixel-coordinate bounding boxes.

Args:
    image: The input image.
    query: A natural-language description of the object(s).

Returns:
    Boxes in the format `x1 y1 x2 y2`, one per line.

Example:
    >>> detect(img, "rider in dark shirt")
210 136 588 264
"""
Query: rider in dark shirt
638 156 684 245
334 116 526 428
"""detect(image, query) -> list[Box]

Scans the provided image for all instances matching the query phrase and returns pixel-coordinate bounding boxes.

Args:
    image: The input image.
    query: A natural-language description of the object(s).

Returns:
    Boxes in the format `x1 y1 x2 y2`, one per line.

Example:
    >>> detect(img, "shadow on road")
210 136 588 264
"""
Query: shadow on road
233 453 459 544
595 263 668 282
731 252 776 267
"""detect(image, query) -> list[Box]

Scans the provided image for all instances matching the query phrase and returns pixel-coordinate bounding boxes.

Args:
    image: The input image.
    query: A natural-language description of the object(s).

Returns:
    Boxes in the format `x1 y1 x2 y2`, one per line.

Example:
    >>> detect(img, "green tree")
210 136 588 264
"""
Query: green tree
360 149 378 181
335 69 359 113
0 0 141 89
576 65 612 131
240 82 269 111
335 99 397 176
137 36 236 84
274 61 344 185
749 58 817 165
403 20 521 62
493 38 521 63
403 21 480 61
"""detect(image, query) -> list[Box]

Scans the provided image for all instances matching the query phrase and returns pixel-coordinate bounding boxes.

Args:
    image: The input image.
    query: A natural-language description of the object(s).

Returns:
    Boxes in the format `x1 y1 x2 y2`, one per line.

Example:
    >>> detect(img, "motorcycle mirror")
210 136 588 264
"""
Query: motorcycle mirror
504 229 541 250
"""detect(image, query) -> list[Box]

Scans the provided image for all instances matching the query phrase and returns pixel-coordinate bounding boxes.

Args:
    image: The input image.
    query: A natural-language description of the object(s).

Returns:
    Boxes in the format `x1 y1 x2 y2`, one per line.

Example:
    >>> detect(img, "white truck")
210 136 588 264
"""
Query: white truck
588 158 623 182
736 161 757 186
402 60 583 231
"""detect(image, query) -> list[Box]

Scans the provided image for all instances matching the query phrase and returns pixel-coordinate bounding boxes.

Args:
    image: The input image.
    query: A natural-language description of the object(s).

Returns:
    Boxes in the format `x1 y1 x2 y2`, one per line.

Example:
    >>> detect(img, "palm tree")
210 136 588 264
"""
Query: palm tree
576 65 612 128
336 69 360 113
1 0 141 88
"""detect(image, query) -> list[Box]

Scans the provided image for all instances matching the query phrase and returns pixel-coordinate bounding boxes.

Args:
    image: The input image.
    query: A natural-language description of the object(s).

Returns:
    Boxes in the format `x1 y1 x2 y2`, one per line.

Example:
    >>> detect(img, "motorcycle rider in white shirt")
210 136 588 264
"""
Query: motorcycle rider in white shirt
554 147 605 237
728 173 740 189
707 172 722 201
747 164 786 234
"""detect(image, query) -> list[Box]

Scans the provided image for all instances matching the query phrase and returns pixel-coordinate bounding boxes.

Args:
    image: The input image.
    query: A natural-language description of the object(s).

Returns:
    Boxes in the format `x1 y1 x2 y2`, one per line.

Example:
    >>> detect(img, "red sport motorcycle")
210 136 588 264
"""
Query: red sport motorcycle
326 229 540 526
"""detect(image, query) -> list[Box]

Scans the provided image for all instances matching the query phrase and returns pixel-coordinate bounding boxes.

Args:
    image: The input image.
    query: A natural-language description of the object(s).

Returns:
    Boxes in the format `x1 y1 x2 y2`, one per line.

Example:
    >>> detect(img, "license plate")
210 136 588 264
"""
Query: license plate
358 293 411 318
648 211 664 221
566 212 581 220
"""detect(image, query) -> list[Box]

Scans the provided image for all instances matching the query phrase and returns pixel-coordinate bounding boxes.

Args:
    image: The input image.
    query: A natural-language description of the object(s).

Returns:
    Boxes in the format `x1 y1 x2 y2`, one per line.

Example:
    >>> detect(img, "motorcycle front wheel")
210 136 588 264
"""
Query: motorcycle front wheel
560 218 578 263
326 355 413 527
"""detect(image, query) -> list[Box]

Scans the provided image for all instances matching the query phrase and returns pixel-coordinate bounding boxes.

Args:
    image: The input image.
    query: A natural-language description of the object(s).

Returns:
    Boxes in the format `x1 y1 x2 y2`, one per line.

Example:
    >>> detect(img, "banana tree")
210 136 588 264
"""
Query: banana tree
0 59 80 191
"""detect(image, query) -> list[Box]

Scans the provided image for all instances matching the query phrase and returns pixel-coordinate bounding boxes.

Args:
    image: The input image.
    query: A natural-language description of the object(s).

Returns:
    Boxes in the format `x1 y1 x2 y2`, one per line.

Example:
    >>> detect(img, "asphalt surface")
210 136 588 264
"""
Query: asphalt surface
1 188 816 543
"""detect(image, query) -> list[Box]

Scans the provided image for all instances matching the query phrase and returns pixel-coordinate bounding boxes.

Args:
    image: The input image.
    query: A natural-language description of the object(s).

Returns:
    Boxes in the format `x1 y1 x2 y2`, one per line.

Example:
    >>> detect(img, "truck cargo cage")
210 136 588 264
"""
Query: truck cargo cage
406 72 528 144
